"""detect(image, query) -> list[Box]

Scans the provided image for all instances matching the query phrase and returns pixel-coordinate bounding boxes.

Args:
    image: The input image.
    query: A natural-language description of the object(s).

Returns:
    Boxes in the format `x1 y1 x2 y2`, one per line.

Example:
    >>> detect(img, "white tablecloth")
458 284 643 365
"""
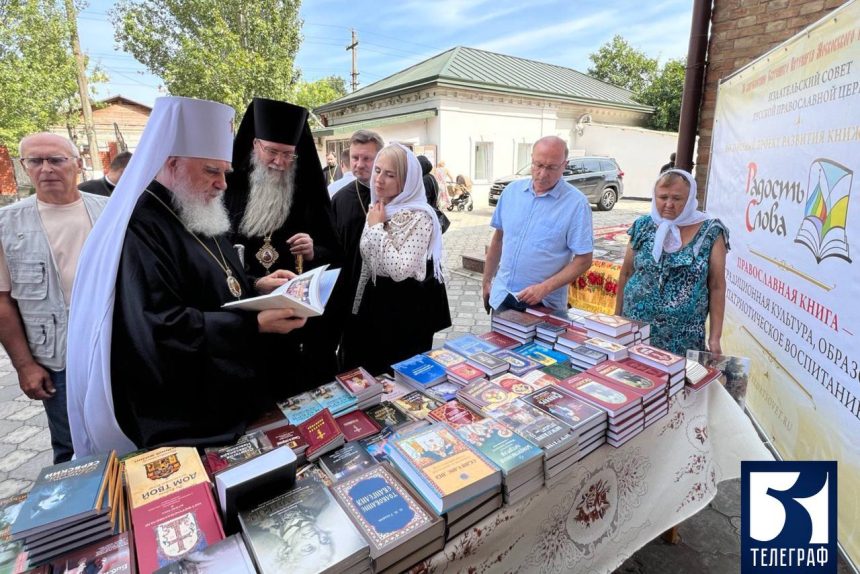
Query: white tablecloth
420 383 773 574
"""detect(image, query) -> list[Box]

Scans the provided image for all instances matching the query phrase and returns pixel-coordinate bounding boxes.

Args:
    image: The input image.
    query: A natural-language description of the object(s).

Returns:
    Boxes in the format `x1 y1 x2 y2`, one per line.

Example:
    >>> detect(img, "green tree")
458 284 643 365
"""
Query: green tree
640 58 686 132
291 76 348 126
587 35 658 95
0 0 79 149
112 0 303 118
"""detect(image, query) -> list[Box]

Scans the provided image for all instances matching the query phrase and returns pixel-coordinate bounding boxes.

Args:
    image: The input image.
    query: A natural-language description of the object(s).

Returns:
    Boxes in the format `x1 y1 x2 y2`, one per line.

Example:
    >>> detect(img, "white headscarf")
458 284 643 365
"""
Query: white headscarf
66 97 235 457
650 169 709 263
369 143 445 282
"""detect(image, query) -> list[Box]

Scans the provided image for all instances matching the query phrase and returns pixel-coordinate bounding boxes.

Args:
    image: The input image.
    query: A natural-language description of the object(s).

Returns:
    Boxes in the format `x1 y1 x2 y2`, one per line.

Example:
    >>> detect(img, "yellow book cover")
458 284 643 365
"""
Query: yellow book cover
123 446 208 509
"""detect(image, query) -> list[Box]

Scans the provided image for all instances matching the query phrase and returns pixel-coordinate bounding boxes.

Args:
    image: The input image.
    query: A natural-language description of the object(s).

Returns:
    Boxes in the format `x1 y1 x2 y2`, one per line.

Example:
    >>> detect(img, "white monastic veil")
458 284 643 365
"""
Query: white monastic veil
66 97 235 457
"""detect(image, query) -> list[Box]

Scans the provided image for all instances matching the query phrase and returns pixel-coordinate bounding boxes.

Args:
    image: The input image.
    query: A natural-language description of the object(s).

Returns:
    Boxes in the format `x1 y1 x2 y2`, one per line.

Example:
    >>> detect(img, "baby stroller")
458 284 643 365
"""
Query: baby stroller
447 175 474 211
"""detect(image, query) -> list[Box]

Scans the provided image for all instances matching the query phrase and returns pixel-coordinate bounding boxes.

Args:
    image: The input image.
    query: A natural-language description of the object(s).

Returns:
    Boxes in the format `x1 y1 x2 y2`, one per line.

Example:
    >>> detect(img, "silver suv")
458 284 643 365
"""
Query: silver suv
488 156 624 211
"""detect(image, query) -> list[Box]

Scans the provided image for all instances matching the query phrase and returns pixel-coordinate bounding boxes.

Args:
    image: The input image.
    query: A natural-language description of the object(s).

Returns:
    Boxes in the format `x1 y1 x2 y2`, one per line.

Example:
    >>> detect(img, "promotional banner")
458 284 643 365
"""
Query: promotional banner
706 2 860 563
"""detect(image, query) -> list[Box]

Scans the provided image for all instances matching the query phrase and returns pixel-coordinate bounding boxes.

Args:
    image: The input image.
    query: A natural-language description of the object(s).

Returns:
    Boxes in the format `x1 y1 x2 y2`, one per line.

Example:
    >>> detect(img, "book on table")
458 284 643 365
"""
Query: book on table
335 410 382 442
152 533 256 573
0 494 28 573
445 361 485 385
425 380 463 403
491 349 542 376
482 398 576 458
513 342 569 366
427 399 484 428
465 351 510 377
589 361 668 401
443 334 500 356
391 354 447 390
584 313 633 337
222 264 340 317
319 442 378 482
684 359 723 389
384 423 501 515
364 401 414 430
124 447 208 510
238 477 370 574
479 330 521 349
452 418 543 484
312 381 358 416
297 408 345 461
627 344 685 373
276 391 323 425
330 464 444 573
48 532 133 574
393 391 443 420
558 374 643 419
335 367 384 401
490 372 551 398
457 379 515 411
423 348 467 369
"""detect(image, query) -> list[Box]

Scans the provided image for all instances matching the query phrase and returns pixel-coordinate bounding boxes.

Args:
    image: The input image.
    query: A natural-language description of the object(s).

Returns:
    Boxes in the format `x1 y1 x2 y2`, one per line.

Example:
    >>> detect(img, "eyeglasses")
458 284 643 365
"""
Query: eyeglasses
531 162 565 172
255 141 298 162
20 157 74 169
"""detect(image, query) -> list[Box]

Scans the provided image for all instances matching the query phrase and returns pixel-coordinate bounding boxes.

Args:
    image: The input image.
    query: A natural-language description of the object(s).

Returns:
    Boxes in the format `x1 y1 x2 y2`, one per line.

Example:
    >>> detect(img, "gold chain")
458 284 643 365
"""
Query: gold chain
355 180 368 216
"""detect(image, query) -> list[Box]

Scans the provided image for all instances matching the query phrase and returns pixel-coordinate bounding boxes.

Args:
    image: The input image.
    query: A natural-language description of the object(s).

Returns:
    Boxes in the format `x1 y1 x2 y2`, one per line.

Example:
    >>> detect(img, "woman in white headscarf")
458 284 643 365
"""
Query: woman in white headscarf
615 169 728 355
351 143 451 374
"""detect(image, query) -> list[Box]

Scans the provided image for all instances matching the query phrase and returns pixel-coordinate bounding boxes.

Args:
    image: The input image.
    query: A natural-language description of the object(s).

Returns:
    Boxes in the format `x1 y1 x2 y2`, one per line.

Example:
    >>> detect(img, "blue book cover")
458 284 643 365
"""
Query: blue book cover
444 334 499 357
514 342 570 366
391 355 446 387
277 391 323 425
11 453 112 537
426 381 462 402
312 381 358 415
491 349 542 376
453 419 543 476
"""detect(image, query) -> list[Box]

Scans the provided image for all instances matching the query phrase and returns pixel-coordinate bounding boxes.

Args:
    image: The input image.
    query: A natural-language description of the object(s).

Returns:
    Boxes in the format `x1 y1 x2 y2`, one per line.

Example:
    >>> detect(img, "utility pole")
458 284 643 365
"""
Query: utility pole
346 29 359 92
64 0 102 174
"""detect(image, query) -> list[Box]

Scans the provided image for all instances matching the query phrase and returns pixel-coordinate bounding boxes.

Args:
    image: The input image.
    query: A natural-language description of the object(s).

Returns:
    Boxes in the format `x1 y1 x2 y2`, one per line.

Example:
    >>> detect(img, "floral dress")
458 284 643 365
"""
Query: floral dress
621 215 729 356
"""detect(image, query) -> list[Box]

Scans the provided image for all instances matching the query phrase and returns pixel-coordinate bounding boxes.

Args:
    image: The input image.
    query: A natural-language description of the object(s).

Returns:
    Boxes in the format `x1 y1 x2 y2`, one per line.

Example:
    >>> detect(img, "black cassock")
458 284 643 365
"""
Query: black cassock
112 181 266 449
330 179 372 369
225 174 343 390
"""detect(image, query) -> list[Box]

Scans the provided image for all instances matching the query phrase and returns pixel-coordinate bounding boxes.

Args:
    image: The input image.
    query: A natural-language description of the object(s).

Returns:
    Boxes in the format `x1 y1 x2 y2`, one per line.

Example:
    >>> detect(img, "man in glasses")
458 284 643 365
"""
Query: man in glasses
226 98 342 390
0 133 107 463
482 136 593 315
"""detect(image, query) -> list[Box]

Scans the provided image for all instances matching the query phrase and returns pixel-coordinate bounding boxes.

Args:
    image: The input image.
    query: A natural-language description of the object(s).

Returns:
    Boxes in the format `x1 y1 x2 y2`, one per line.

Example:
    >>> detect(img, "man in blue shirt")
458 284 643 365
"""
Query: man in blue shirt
482 136 593 313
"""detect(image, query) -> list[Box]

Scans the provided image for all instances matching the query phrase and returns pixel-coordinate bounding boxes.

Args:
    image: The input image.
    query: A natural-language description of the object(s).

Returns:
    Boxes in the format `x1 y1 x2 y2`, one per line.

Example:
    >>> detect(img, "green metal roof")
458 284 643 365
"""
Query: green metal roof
315 46 651 114
312 109 438 137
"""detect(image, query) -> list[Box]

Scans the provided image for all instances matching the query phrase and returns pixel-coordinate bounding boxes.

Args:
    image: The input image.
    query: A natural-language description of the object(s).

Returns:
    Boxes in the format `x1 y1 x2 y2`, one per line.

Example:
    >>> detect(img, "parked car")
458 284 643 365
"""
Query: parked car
488 156 624 211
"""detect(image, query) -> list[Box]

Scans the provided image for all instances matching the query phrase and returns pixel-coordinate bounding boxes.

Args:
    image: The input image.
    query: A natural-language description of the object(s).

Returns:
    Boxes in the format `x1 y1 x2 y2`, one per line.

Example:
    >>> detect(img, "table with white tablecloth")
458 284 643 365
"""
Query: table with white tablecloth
419 382 772 574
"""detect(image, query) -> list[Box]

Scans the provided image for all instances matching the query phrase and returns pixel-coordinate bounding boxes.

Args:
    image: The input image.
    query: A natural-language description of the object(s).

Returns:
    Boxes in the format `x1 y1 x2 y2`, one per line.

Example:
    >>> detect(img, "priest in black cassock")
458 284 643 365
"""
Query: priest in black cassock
330 129 385 369
225 98 343 389
66 97 307 456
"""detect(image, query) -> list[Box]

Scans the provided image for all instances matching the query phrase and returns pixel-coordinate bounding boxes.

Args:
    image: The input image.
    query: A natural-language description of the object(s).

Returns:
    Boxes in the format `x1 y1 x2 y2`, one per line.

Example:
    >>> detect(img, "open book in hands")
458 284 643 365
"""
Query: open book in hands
222 264 340 317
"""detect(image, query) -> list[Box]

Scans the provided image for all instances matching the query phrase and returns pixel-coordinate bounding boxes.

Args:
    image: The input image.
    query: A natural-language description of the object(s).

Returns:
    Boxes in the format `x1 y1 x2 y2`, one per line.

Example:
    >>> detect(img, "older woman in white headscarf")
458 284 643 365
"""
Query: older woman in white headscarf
351 143 451 374
615 169 728 355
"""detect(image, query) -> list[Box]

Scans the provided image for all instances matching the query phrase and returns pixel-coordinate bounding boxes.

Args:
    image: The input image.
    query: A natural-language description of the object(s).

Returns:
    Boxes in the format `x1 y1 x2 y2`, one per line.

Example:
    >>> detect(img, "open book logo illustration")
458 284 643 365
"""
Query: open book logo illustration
794 159 853 263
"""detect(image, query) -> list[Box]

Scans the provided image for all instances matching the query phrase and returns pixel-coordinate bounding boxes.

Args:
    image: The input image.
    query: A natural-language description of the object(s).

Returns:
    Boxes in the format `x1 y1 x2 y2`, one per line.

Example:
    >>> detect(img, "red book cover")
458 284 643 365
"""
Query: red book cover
491 373 549 397
298 409 344 459
448 362 484 381
479 331 520 349
557 374 642 416
335 367 382 397
557 329 588 347
617 358 671 382
494 309 544 328
131 483 224 574
262 422 308 452
589 361 667 398
627 344 685 372
335 410 382 441
428 400 483 428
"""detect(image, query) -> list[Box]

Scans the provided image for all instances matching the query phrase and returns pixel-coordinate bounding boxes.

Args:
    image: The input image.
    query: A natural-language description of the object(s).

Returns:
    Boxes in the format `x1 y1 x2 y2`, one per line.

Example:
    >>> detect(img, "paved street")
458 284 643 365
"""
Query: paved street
0 197 849 572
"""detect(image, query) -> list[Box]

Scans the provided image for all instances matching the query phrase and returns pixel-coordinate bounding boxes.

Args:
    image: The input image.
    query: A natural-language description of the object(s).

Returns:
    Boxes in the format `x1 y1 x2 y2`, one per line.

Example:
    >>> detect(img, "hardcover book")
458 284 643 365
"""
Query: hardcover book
617 357 670 382
276 392 323 425
559 374 642 417
583 337 628 359
297 409 345 461
513 342 568 366
239 478 369 574
520 369 561 387
385 425 500 514
393 391 443 420
49 532 133 574
479 330 520 349
590 361 667 399
491 349 541 376
446 362 485 382
335 367 383 399
466 351 509 375
203 441 264 477
490 373 550 397
222 265 340 317
566 345 609 364
428 400 483 428
443 334 500 356
628 344 685 373
423 348 467 368
330 464 442 568
364 402 413 429
523 386 606 433
262 423 308 454
0 494 27 574
584 313 633 336
376 373 411 402
539 362 582 381
391 355 447 388
12 453 115 539
335 410 382 442
492 309 544 331
453 418 543 477
319 442 377 482
124 447 208 510
131 482 225 574
457 380 514 410
312 382 358 416
152 533 255 573
425 381 463 403
482 399 573 451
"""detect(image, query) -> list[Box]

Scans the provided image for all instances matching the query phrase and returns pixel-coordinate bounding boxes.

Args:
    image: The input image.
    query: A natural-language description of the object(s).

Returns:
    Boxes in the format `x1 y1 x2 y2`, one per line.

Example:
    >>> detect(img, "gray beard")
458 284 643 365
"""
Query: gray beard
239 155 296 238
170 175 231 237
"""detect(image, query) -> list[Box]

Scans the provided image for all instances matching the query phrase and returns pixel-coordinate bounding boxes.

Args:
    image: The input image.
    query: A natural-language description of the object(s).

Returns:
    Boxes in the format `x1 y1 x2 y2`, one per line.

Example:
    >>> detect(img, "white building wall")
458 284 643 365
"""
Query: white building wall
573 123 679 199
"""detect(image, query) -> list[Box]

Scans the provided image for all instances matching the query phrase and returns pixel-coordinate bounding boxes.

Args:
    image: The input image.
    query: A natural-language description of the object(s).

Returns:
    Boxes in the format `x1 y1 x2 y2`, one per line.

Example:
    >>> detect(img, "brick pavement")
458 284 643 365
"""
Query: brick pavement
1 197 851 572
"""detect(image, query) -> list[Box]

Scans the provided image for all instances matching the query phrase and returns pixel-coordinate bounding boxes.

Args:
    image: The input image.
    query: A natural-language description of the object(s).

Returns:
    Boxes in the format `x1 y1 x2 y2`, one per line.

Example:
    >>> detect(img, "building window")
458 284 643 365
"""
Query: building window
326 139 350 159
474 142 493 182
516 142 532 172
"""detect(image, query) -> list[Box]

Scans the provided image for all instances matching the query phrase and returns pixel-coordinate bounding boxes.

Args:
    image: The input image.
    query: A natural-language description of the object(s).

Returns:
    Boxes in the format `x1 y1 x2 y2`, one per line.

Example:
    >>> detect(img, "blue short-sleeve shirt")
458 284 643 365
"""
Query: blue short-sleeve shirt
490 177 593 310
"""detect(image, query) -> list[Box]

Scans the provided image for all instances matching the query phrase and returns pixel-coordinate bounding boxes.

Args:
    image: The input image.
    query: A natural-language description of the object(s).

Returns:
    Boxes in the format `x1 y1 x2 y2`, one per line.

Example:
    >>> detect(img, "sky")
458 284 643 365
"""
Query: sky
77 0 694 108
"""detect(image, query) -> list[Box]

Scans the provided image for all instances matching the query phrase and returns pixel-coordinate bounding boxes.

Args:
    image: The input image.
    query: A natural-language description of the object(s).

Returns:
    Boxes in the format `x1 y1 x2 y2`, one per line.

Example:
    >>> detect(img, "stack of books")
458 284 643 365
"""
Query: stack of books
444 333 500 357
336 367 385 409
479 330 520 350
49 532 135 574
152 533 255 574
251 421 309 464
466 351 509 378
9 452 124 567
484 398 577 484
627 344 687 397
364 401 416 431
524 385 608 462
685 359 723 390
453 418 544 505
298 408 346 461
0 494 28 573
564 343 609 371
276 391 325 425
312 381 359 416
584 313 637 346
428 400 484 429
331 464 445 574
393 391 443 421
513 342 569 367
319 442 377 483
457 379 516 412
384 424 502 516
491 349 542 376
424 348 466 370
335 410 382 442
443 488 503 541
391 354 448 392
534 315 570 347
582 336 629 361
124 447 225 573
629 319 652 344
445 361 485 386
591 360 670 427
491 309 543 344
552 326 589 356
425 380 464 403
538 362 581 384
559 374 645 448
239 477 371 574
489 372 552 399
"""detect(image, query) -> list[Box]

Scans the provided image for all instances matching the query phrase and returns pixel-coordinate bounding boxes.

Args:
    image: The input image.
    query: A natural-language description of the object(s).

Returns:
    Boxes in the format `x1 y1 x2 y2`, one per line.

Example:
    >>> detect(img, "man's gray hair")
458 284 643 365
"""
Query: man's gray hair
349 130 384 152
18 133 80 158
533 135 569 159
